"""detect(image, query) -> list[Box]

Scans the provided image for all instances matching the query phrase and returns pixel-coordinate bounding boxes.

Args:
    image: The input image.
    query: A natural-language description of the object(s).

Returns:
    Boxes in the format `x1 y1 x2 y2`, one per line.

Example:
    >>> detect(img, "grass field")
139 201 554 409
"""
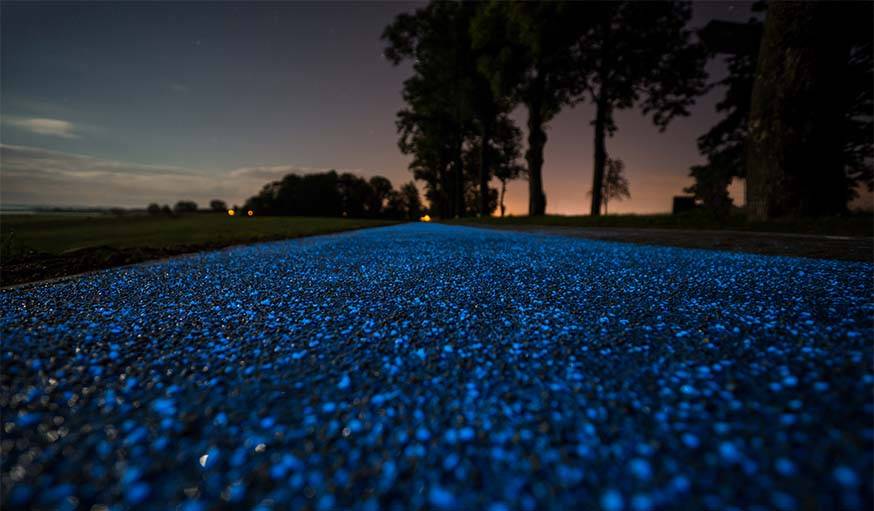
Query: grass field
0 213 397 286
1 213 396 256
451 211 874 237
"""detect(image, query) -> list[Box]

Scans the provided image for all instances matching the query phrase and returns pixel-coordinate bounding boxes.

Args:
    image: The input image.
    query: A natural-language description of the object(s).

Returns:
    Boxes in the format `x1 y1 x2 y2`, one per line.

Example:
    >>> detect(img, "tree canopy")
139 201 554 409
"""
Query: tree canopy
575 1 708 216
381 0 866 220
692 2 872 217
244 171 421 220
589 156 631 215
385 1 705 219
173 201 198 214
472 1 581 215
209 199 228 212
687 14 761 216
384 2 524 218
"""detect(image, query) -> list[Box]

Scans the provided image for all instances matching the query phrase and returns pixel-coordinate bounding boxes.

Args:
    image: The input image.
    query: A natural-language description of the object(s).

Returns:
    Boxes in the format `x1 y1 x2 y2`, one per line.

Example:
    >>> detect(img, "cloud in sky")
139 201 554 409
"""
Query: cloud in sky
228 164 364 182
0 144 364 208
7 117 78 138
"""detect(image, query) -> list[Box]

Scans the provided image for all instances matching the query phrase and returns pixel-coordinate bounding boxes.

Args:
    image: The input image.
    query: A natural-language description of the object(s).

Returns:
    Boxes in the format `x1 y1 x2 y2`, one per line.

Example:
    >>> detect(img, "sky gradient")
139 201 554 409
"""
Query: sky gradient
2 1 760 214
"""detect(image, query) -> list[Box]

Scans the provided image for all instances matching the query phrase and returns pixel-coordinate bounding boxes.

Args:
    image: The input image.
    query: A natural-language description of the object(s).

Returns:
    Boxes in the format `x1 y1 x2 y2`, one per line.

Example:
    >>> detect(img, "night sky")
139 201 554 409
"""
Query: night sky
1 1 758 214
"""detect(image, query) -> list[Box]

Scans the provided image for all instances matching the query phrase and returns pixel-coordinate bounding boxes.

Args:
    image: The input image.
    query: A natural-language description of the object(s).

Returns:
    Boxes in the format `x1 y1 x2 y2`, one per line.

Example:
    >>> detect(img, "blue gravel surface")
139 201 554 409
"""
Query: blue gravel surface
2 223 872 510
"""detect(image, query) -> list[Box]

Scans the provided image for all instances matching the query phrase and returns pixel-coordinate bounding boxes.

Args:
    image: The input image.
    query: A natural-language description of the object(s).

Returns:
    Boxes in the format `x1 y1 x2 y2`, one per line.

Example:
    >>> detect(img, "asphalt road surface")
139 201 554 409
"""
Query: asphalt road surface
2 223 872 511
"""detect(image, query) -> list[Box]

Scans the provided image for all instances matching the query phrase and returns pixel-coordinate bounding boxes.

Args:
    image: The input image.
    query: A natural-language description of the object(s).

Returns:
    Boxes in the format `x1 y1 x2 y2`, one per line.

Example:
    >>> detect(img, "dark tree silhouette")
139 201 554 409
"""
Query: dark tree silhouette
746 1 872 218
245 172 342 217
337 173 371 218
692 2 872 217
399 181 423 220
576 1 708 216
384 2 532 219
395 108 456 218
688 13 762 217
460 113 523 218
367 176 394 217
173 200 198 214
209 199 228 212
146 203 161 216
384 2 477 218
472 1 580 216
461 143 499 216
383 190 405 219
244 171 417 220
588 156 630 215
843 6 874 204
465 4 521 217
463 177 498 216
385 1 715 219
493 118 525 218
468 115 523 218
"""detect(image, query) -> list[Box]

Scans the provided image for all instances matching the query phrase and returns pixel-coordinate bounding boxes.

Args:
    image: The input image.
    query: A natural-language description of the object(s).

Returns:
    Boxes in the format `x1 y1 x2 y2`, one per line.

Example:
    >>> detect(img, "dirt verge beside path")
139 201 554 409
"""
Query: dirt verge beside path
472 224 874 262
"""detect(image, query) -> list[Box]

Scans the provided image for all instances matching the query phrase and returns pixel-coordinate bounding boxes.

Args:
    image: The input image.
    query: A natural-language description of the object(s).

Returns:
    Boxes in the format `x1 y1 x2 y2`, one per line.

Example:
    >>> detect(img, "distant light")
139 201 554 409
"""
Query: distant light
420 214 431 222
227 209 235 216
247 210 254 217
199 454 209 467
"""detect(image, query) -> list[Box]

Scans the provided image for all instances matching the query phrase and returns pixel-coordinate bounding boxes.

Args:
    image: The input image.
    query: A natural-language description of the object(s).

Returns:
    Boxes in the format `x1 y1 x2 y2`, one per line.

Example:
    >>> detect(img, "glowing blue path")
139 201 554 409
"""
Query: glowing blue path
2 223 872 510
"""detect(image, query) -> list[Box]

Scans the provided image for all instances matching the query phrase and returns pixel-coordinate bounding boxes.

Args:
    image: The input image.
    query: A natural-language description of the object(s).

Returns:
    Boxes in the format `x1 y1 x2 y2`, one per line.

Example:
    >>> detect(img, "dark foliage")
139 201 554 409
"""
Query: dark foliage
473 1 581 216
576 1 709 216
692 2 872 216
385 1 704 219
383 2 525 219
209 200 228 212
687 13 761 216
399 181 424 220
243 171 422 220
588 156 631 215
839 2 873 202
173 201 198 214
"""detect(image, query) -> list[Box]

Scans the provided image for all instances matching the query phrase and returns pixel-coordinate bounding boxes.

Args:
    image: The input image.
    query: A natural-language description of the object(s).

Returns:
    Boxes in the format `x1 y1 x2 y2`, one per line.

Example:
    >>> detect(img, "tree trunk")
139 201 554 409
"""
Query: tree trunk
453 137 465 218
526 119 547 215
439 158 451 219
499 178 507 217
526 86 547 216
479 121 492 216
590 16 612 218
746 1 849 219
590 84 610 217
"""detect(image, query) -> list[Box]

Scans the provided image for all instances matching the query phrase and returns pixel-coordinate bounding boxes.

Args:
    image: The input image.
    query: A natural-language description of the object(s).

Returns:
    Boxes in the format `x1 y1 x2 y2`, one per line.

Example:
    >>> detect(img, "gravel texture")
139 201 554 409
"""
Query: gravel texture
2 223 872 511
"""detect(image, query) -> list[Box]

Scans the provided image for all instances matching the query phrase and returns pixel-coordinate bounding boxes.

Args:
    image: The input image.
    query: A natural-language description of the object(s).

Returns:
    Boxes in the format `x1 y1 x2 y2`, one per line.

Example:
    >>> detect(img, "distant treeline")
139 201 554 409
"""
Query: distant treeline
146 201 218 216
141 173 423 220
244 171 423 220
